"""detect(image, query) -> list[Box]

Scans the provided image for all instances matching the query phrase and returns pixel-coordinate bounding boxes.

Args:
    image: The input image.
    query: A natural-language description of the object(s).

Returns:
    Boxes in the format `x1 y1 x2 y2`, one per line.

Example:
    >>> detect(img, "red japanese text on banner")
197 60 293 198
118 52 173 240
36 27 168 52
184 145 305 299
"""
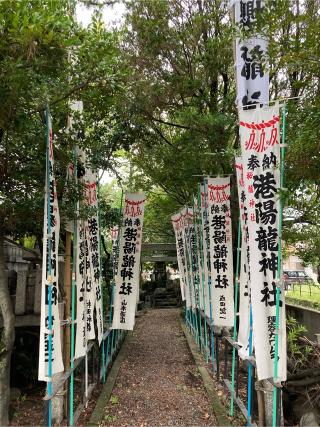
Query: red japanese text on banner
38 116 64 381
239 105 287 381
235 157 251 358
171 213 186 302
74 153 103 358
207 177 234 327
234 0 269 107
112 193 145 330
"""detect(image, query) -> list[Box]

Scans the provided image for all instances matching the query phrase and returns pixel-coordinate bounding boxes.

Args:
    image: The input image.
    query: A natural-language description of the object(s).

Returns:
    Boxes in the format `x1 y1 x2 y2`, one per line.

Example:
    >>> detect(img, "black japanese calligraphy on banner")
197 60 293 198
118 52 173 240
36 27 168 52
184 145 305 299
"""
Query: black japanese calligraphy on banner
234 0 269 107
193 197 205 311
239 105 286 381
111 226 120 276
74 151 103 358
112 193 145 330
38 114 64 381
184 207 200 310
207 177 234 327
85 167 103 344
181 208 196 309
171 213 187 303
235 158 251 359
75 220 87 358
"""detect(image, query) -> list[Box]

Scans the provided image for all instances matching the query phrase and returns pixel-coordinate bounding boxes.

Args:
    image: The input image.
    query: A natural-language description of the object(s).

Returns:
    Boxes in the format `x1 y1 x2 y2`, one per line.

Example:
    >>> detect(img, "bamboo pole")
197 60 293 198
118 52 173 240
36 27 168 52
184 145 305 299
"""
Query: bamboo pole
230 220 241 416
272 103 287 427
69 131 78 427
64 231 71 414
247 304 253 426
97 183 106 383
45 105 53 427
69 216 77 426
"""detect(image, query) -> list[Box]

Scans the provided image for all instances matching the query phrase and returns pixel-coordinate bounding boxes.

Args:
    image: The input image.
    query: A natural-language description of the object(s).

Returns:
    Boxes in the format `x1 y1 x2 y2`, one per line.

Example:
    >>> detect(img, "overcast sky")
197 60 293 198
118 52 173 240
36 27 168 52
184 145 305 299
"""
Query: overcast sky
76 1 126 28
76 2 126 183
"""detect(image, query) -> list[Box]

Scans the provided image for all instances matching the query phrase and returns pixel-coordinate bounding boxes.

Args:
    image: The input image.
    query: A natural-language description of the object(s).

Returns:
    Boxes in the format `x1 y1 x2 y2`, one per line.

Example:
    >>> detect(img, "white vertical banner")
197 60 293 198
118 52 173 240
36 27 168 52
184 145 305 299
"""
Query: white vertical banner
75 220 86 358
234 0 269 107
112 193 145 330
38 114 64 381
239 105 286 381
74 153 104 358
200 184 211 319
181 208 194 309
111 226 119 276
207 177 234 327
235 158 251 358
171 213 186 301
182 208 197 310
186 208 200 311
194 197 204 311
84 169 103 344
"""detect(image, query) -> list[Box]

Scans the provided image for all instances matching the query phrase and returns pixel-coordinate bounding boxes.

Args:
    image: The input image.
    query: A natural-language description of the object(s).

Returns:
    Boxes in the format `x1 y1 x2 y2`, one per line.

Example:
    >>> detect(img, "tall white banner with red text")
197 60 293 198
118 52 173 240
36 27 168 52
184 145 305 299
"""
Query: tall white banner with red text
112 193 145 330
171 213 186 302
235 158 250 358
38 115 64 381
207 177 234 327
74 153 104 359
239 105 286 381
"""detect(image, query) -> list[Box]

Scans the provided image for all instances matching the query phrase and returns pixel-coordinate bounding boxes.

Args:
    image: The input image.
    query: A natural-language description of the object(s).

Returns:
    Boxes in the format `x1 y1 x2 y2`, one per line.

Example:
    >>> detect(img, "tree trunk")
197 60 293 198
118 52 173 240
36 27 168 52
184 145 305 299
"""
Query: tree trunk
0 232 15 425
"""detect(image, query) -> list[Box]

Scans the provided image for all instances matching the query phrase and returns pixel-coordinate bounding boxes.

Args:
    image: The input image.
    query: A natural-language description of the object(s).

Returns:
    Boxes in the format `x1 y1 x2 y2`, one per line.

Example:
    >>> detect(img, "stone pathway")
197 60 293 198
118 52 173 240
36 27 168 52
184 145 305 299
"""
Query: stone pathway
101 308 217 427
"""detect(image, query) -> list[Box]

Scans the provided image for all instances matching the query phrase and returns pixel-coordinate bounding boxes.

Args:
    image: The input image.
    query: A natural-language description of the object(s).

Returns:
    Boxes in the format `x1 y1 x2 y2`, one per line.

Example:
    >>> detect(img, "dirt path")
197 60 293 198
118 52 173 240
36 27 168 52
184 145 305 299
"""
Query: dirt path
101 308 217 427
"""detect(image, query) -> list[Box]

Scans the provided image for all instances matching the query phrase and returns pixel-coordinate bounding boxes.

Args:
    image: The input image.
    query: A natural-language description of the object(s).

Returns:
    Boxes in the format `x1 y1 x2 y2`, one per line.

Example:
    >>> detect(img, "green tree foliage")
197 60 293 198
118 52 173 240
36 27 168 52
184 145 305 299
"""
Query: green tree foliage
113 0 320 246
0 1 124 422
117 0 236 201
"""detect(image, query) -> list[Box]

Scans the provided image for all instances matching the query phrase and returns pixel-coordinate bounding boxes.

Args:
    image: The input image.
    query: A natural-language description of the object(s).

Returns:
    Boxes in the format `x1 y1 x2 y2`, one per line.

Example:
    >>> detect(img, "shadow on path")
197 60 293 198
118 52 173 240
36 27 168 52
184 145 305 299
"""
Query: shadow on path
101 308 217 427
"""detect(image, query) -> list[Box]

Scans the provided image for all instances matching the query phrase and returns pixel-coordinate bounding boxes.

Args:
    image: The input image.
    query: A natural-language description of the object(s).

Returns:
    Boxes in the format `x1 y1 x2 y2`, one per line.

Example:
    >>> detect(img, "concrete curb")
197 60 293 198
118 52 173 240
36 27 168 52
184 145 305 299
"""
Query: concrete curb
87 332 132 426
181 321 232 427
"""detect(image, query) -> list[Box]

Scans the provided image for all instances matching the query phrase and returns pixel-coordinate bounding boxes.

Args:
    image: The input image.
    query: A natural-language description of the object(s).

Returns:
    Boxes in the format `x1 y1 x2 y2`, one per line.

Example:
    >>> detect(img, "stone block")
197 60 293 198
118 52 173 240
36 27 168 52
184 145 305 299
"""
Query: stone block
34 269 42 314
15 272 27 315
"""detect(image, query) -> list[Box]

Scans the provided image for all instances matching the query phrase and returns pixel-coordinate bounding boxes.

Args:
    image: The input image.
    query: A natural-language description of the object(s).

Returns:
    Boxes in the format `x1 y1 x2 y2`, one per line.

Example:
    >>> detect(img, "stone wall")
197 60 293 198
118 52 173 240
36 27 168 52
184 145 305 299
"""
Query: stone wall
2 239 42 325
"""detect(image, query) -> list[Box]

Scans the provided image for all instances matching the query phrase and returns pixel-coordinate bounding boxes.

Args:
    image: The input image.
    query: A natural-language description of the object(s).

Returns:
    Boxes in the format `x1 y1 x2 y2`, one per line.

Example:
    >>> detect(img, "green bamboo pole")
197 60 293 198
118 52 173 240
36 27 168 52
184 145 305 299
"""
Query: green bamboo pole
69 146 78 426
97 182 106 383
230 220 242 416
197 183 209 361
45 105 53 427
272 103 287 427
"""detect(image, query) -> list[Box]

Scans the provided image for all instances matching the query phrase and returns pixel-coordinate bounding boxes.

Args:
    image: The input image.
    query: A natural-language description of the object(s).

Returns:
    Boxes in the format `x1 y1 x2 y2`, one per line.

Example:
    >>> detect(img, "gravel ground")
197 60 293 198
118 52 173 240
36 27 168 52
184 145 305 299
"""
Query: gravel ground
102 308 217 427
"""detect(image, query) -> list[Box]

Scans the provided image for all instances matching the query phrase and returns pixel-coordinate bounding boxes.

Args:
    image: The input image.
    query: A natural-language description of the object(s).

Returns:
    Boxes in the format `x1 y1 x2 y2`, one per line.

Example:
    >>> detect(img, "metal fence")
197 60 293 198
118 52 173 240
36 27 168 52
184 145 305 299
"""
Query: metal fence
185 307 282 426
44 317 126 426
